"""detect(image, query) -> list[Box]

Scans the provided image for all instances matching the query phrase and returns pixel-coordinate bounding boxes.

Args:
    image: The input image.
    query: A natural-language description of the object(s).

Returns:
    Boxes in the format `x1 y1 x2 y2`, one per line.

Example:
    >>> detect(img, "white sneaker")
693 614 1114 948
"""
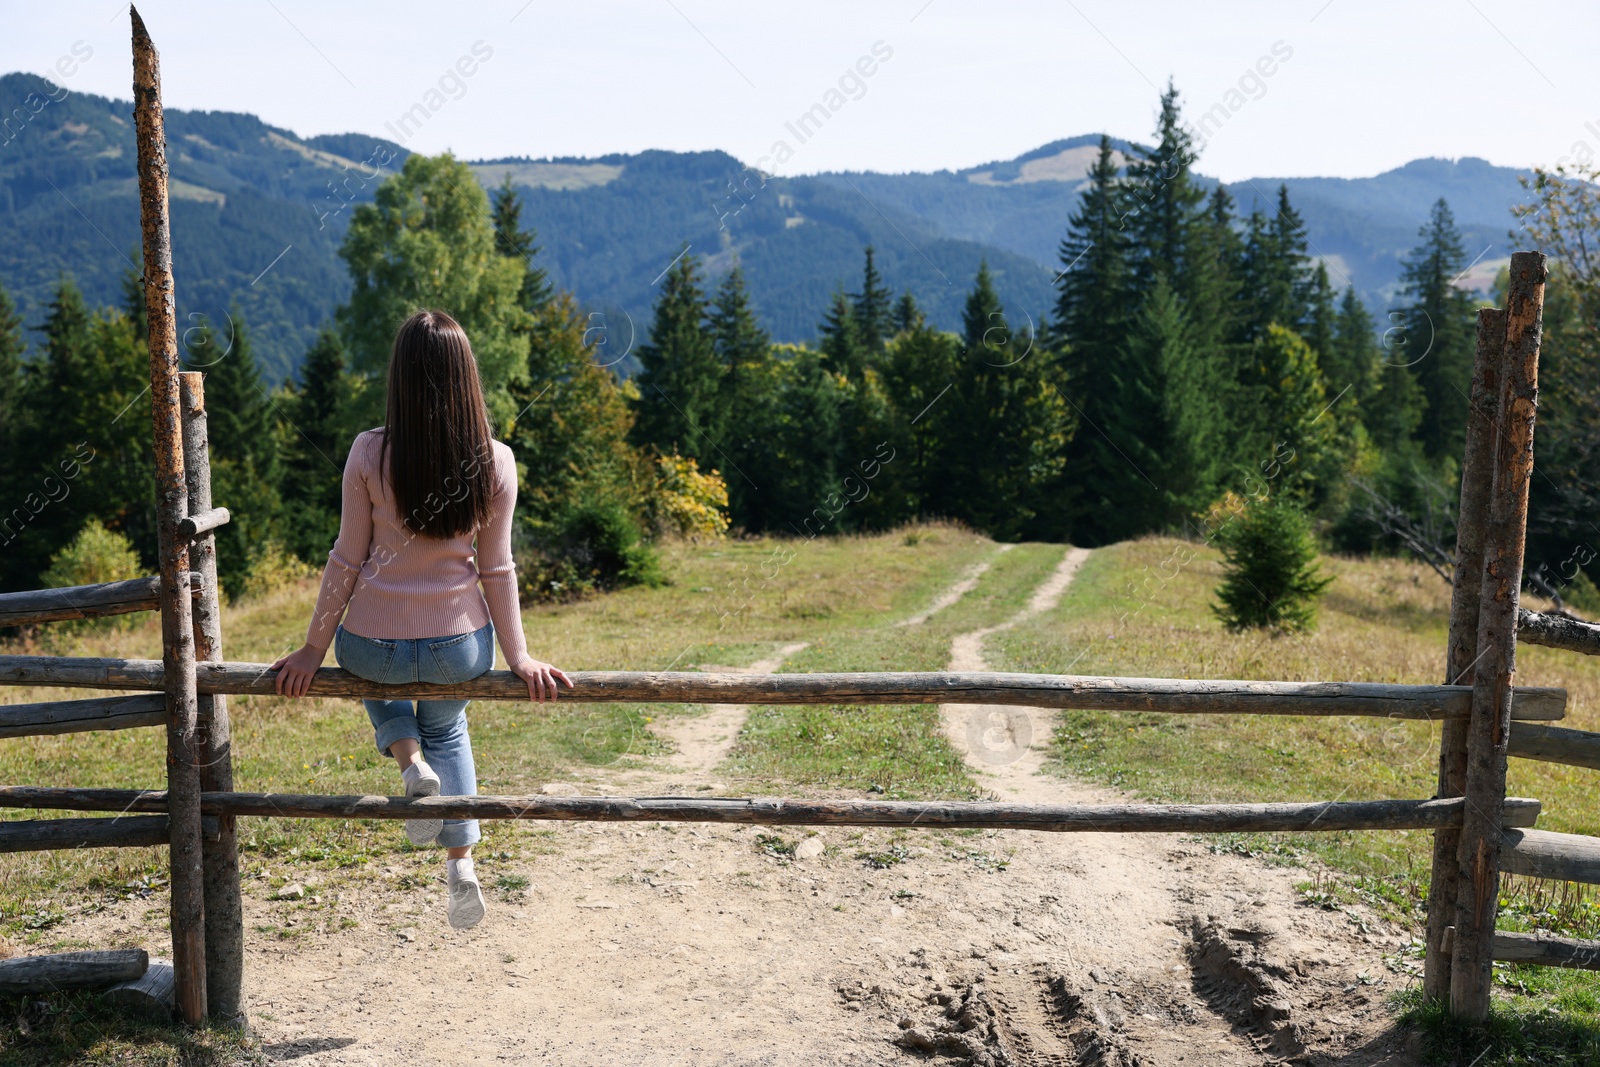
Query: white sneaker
447 858 486 930
401 761 442 846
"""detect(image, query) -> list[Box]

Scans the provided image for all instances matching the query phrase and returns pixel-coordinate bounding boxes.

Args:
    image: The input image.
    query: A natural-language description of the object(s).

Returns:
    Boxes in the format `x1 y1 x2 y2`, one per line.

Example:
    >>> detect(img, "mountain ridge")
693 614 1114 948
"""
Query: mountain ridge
0 71 1535 382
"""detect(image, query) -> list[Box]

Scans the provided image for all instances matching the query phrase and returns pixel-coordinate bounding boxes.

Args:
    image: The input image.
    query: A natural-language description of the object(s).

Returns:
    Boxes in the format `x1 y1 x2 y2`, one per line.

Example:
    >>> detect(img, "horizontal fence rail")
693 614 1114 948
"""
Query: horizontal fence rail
1443 926 1600 971
0 815 218 853
0 656 1569 720
1509 723 1600 772
0 575 203 628
1501 828 1600 885
0 695 167 740
1519 609 1600 657
0 787 1542 834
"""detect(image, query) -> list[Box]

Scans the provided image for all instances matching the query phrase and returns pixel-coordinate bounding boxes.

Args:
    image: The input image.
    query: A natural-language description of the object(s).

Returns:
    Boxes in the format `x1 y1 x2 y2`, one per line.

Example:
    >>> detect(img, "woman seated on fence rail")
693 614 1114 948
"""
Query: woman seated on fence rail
270 309 572 931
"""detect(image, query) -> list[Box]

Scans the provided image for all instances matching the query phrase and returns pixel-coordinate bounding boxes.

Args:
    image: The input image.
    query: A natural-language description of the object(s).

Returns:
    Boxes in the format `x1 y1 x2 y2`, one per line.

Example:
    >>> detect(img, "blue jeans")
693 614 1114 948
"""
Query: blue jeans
333 623 493 849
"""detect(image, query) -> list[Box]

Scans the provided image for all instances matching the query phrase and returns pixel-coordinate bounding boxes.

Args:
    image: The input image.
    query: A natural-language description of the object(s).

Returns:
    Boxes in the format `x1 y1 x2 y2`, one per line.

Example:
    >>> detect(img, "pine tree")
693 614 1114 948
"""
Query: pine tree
281 327 354 562
961 262 1008 360
120 259 147 347
1123 83 1207 295
1212 495 1332 632
190 311 277 480
509 292 646 573
1237 186 1311 343
892 290 924 335
1304 262 1338 374
929 264 1071 538
1328 287 1379 405
709 266 773 529
630 248 722 460
1245 325 1340 506
491 172 552 312
818 290 866 378
852 246 893 356
1396 198 1478 461
186 310 282 596
0 282 23 457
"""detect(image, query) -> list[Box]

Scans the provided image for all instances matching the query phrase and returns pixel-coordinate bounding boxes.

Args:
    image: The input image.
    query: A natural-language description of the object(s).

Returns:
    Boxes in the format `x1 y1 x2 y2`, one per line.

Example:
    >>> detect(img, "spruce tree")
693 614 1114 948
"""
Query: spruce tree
818 290 866 378
1055 135 1135 543
961 262 1008 360
1212 495 1332 632
186 311 282 595
892 290 924 335
709 265 773 528
630 248 722 460
1328 286 1379 406
491 172 552 312
190 311 278 481
1246 325 1340 506
1123 83 1207 296
852 246 893 356
1304 262 1338 374
930 264 1071 538
282 327 354 562
1396 197 1478 461
0 282 23 458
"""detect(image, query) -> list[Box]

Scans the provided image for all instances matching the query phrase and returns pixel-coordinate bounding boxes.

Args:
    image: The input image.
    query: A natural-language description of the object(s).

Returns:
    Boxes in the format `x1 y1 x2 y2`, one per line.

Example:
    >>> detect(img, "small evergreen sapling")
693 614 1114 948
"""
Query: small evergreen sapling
1212 495 1332 632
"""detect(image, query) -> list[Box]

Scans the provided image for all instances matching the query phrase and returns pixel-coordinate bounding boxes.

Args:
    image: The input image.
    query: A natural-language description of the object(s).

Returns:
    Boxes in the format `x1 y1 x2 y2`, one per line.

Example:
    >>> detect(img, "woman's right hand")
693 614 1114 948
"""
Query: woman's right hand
511 658 573 703
271 643 329 698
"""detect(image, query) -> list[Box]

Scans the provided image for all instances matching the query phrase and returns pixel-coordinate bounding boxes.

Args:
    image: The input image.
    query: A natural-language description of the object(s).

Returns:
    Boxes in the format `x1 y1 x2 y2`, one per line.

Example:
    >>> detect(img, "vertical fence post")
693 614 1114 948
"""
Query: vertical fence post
131 6 206 1025
1424 307 1507 1001
1450 250 1547 1021
180 373 245 1024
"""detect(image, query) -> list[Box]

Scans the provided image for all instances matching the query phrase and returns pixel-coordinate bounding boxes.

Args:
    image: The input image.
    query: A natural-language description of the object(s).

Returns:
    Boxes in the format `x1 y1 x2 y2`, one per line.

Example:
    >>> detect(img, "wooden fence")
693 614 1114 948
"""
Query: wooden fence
0 6 1596 1030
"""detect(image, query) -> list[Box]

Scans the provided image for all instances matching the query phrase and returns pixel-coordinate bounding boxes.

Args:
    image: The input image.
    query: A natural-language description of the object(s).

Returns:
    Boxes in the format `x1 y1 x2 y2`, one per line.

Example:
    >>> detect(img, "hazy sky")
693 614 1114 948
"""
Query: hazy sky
5 1 1598 182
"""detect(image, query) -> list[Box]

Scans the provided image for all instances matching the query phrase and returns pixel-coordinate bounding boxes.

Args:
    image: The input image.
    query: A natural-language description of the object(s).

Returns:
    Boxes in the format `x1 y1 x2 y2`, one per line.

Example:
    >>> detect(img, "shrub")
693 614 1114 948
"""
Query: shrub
648 452 729 541
1212 495 1332 632
42 519 142 589
518 501 663 602
237 539 317 602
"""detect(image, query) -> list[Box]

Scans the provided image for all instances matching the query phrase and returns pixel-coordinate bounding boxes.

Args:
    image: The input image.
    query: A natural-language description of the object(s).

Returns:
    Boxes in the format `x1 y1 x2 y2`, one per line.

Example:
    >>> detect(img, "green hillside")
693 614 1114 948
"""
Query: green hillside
0 72 1536 382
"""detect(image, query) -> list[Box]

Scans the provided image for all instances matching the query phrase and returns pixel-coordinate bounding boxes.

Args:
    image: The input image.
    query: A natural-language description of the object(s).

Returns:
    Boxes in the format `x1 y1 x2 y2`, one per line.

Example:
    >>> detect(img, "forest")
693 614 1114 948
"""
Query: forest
2 84 1598 614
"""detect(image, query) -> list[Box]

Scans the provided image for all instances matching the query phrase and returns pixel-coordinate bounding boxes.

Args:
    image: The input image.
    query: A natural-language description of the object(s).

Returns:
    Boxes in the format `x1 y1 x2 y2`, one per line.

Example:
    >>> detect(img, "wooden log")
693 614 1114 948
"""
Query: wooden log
105 957 175 1021
131 6 205 1026
176 507 229 540
1501 828 1600 884
1426 306 1507 1001
1517 609 1600 657
1452 250 1547 1022
0 656 1569 719
0 950 147 994
0 815 218 853
0 574 201 627
0 786 1543 833
180 373 244 1025
0 695 166 739
1463 928 1600 970
1509 722 1600 771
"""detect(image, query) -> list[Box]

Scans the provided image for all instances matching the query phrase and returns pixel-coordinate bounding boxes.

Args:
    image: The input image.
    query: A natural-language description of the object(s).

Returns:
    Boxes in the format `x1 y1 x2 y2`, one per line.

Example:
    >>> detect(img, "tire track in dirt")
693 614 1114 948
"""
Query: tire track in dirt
933 546 1420 1066
656 543 1014 779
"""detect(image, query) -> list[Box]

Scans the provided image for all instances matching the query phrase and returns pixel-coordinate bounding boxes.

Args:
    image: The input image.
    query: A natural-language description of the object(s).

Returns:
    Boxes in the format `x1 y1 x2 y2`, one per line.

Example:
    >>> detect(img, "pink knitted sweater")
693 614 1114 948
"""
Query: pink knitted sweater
305 429 530 666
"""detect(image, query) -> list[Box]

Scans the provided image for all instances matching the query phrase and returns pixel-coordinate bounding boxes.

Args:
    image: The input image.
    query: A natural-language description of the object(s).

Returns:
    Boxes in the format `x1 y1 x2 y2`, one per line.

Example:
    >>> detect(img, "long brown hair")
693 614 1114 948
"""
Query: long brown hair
379 309 496 539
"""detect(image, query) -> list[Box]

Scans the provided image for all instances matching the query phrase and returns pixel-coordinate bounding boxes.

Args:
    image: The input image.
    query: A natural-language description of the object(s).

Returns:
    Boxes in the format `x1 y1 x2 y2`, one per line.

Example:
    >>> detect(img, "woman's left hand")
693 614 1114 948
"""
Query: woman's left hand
511 658 573 702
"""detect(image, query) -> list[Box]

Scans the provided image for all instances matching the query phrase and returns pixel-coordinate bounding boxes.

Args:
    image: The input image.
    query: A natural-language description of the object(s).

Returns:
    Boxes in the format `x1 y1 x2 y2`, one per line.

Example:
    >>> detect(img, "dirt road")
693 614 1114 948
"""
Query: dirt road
69 545 1421 1065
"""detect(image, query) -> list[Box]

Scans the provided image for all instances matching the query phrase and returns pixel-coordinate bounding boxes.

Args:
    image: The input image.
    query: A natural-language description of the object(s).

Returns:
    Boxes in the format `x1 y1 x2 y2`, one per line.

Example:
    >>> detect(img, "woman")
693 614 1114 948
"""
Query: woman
271 309 570 931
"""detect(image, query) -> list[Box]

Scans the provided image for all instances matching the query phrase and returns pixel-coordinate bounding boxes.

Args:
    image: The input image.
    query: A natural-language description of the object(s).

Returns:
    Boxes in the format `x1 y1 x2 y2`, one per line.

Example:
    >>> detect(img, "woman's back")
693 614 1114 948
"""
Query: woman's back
304 428 526 662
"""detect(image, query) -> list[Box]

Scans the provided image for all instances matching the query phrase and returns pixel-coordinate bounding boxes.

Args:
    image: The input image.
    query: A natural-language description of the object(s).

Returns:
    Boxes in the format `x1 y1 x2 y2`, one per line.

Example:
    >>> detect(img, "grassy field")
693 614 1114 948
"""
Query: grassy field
2 526 1598 1063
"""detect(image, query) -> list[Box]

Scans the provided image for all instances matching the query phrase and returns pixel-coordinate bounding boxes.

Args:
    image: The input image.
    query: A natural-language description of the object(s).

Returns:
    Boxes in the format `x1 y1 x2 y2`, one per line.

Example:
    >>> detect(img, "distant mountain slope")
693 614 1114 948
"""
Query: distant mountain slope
830 137 1533 313
0 71 1537 382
